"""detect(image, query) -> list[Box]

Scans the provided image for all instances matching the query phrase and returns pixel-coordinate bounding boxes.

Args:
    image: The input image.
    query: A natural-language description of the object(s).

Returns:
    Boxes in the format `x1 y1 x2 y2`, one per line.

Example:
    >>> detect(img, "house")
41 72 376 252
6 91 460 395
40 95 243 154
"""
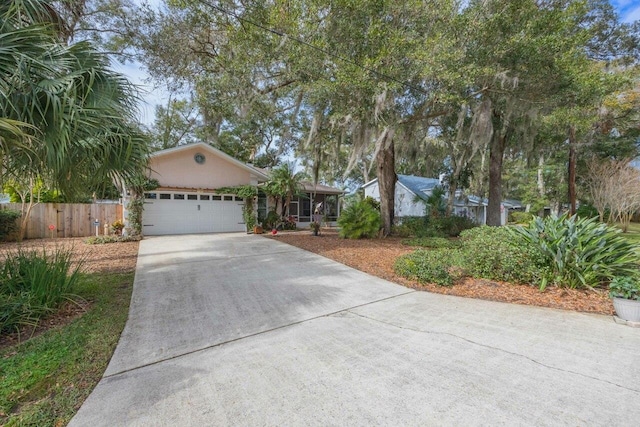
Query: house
135 142 343 235
362 174 519 226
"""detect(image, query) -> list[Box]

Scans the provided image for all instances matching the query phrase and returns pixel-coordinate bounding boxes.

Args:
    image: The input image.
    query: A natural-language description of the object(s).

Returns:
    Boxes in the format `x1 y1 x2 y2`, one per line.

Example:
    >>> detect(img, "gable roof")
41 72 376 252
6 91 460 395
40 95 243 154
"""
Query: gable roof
150 142 270 181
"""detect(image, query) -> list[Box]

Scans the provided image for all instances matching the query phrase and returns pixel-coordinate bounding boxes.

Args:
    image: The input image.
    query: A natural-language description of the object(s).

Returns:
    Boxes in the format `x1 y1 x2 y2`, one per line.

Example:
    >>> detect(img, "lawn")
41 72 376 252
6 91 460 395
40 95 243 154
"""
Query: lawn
618 222 640 244
0 240 138 426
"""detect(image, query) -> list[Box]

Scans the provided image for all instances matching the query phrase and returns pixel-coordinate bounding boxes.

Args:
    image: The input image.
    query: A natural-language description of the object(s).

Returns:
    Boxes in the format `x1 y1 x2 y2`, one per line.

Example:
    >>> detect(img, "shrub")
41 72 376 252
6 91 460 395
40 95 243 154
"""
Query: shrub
85 235 141 244
430 215 477 237
609 276 640 301
575 203 600 219
394 249 464 286
402 236 459 249
459 226 548 286
0 210 20 241
509 211 534 224
0 247 82 333
338 198 381 239
394 216 445 238
511 214 640 289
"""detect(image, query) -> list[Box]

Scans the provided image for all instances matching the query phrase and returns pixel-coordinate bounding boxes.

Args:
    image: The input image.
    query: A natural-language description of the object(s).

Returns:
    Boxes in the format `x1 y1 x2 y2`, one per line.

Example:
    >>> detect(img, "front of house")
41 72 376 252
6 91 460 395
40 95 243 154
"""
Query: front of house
362 174 519 226
134 143 343 235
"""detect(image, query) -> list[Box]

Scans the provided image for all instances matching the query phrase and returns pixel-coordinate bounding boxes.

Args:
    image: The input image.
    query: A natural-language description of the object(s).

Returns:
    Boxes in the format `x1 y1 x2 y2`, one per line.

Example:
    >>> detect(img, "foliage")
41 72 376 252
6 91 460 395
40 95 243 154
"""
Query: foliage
431 216 477 237
575 203 600 219
394 249 464 286
609 276 640 301
263 210 280 230
0 247 82 333
125 196 144 237
310 221 321 234
262 164 305 217
0 210 20 241
84 235 141 244
393 215 475 238
338 198 381 239
509 211 535 224
511 215 640 289
111 219 125 235
0 272 134 425
459 226 548 286
401 237 458 249
362 196 380 211
0 1 150 198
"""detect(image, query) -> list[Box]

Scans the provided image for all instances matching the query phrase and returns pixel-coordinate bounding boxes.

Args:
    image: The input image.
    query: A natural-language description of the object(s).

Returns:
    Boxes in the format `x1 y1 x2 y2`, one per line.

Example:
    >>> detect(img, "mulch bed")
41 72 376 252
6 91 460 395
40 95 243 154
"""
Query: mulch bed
266 228 614 316
0 238 139 350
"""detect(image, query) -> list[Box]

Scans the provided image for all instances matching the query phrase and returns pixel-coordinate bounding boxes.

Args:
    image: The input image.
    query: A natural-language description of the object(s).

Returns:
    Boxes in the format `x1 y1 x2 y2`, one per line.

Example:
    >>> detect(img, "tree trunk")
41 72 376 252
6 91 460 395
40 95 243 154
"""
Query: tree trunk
487 132 507 226
568 125 577 215
376 130 396 237
446 180 457 216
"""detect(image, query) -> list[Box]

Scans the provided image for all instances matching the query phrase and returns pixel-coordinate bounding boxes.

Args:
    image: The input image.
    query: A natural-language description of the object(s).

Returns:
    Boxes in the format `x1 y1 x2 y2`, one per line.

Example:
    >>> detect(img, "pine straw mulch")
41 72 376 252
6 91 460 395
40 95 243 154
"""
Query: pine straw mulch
266 228 614 316
0 238 139 350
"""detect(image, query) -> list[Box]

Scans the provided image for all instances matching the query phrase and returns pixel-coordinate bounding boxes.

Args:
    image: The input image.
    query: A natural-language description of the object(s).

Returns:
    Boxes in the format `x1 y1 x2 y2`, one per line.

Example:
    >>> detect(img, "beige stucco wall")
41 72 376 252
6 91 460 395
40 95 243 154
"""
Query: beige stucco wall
148 145 258 190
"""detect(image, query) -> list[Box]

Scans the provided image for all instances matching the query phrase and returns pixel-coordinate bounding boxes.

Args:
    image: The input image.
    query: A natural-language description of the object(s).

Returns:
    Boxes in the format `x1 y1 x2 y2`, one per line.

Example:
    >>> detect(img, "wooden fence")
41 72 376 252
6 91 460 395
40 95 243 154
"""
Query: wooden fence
1 203 123 239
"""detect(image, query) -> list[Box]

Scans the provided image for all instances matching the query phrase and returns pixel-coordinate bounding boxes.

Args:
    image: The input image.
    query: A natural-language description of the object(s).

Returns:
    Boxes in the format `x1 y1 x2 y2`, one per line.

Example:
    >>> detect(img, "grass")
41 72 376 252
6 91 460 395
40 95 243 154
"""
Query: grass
0 272 134 426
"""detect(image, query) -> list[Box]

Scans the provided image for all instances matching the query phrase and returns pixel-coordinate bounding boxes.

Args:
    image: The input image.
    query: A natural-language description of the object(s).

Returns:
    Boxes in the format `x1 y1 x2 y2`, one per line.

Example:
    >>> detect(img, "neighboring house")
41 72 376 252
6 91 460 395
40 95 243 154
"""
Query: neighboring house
362 174 520 226
138 142 269 235
134 142 344 235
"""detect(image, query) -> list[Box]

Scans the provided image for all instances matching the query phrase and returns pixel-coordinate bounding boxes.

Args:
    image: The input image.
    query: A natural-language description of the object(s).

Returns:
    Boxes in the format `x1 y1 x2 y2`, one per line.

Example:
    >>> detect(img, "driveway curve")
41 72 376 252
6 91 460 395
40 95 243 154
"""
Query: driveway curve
71 233 640 426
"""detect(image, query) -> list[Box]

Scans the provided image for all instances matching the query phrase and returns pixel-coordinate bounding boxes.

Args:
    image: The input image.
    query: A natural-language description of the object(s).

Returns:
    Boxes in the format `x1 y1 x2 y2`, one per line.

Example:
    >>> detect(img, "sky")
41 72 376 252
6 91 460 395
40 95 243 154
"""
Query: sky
117 0 640 127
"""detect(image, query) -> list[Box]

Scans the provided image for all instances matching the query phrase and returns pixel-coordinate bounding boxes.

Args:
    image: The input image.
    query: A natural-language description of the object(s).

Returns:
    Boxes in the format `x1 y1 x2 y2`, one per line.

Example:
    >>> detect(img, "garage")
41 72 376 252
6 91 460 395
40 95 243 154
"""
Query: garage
132 142 269 236
142 191 245 235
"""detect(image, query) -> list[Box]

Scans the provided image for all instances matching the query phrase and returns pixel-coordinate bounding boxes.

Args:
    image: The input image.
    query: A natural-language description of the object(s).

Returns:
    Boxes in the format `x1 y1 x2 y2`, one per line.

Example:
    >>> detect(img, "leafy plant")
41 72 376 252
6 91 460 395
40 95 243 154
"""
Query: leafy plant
509 211 534 224
0 210 20 241
402 237 458 249
338 198 381 239
0 248 83 333
393 216 444 238
84 235 141 244
459 226 548 286
609 276 640 301
430 215 477 237
111 219 125 235
394 249 464 286
511 214 640 289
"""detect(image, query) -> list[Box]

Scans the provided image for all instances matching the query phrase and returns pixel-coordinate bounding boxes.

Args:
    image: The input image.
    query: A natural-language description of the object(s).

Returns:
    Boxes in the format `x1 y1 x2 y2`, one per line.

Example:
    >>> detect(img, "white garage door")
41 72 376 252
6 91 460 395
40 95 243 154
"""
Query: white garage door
142 191 245 235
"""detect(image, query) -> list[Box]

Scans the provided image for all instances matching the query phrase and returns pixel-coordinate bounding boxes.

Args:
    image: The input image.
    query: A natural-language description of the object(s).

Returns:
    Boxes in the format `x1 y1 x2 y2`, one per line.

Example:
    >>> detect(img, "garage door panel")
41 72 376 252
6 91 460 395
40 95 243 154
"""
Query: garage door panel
142 194 245 235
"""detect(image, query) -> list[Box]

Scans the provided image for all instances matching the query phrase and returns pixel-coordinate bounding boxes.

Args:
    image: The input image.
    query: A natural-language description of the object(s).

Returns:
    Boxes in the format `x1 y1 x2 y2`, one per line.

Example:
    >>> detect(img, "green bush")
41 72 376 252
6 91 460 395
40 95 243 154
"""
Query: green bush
394 249 464 286
575 203 600 219
394 217 445 238
84 235 141 244
609 276 640 301
430 215 477 237
402 236 459 249
0 210 20 241
509 211 534 224
511 214 640 289
459 226 548 285
0 247 82 333
338 198 381 239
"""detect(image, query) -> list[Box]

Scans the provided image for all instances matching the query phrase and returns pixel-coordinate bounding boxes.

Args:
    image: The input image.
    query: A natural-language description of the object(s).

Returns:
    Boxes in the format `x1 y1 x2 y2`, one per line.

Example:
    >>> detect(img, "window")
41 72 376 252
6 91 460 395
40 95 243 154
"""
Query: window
223 195 233 201
200 195 210 200
236 197 244 202
145 193 157 199
187 194 198 200
159 193 171 200
212 195 222 201
174 194 185 200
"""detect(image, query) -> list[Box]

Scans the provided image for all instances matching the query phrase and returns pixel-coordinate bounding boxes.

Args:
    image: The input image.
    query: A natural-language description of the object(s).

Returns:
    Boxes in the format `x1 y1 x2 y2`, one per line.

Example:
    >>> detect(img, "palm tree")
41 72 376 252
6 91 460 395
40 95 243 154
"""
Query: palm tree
263 163 305 218
0 0 149 198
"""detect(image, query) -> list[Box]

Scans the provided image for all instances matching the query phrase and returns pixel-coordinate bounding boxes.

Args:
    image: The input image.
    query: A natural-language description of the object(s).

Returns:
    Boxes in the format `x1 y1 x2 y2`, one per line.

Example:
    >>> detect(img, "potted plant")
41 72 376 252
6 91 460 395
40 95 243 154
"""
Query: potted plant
310 221 321 236
111 219 125 236
609 276 640 322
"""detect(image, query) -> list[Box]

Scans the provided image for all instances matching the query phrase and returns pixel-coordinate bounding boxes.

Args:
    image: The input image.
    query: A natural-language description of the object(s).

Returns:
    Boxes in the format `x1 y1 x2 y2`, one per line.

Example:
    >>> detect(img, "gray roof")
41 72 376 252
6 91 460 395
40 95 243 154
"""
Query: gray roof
397 175 440 201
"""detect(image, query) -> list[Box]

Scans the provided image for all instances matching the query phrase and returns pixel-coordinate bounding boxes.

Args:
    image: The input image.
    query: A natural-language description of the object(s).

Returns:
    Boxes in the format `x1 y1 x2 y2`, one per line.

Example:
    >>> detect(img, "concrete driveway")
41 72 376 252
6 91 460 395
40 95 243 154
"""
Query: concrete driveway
70 234 640 426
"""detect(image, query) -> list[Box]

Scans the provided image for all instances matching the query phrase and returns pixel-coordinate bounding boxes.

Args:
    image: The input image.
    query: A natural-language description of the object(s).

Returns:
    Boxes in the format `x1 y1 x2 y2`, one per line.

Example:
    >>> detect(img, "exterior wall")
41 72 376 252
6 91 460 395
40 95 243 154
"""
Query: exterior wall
149 145 257 189
364 182 425 217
